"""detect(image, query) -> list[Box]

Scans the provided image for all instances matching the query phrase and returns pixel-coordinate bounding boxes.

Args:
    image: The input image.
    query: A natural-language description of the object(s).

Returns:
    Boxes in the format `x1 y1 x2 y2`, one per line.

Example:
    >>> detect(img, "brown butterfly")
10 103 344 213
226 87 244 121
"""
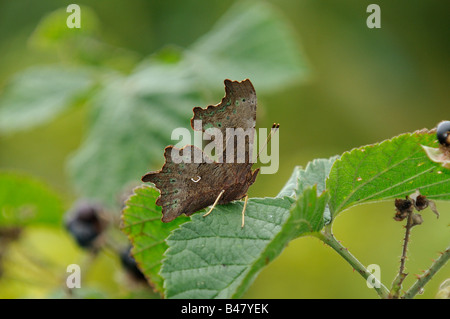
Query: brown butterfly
142 79 267 227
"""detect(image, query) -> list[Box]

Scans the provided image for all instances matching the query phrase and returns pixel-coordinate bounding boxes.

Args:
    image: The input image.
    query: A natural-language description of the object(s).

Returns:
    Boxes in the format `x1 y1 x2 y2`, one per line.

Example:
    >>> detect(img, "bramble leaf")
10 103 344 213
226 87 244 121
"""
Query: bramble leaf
327 130 450 219
160 187 328 299
277 156 338 199
0 172 65 226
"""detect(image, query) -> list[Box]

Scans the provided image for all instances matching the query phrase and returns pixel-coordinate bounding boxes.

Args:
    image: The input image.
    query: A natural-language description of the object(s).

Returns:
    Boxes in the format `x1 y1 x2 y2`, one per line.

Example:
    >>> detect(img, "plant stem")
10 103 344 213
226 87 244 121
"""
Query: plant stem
402 245 450 299
390 211 414 298
399 213 413 276
314 231 390 299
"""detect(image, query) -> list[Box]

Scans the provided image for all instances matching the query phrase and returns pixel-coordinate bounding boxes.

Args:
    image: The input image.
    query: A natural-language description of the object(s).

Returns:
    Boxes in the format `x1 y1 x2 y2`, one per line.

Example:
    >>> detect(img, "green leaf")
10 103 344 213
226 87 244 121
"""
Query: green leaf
67 72 202 206
160 186 328 299
0 172 65 226
233 187 329 298
0 66 94 134
187 1 308 91
327 130 450 219
276 166 301 198
277 157 338 225
160 197 292 299
296 156 339 195
121 185 189 294
277 156 339 199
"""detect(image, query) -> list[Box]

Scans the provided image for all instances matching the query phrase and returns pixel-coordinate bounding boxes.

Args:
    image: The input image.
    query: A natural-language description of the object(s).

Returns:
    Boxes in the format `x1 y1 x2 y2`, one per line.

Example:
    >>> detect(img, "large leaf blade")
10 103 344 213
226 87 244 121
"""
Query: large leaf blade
160 197 293 299
161 186 329 299
327 130 450 218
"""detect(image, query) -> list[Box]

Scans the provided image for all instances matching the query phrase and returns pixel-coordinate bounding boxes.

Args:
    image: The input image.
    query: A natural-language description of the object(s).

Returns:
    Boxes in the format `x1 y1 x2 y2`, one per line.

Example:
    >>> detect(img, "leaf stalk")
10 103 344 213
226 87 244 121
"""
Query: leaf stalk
315 231 390 299
402 245 450 299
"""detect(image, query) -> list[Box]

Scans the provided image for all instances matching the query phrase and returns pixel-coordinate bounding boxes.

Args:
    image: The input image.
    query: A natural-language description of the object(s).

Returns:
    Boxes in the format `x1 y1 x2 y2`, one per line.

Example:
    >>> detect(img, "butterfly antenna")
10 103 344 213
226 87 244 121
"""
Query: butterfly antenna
203 189 225 217
256 123 280 161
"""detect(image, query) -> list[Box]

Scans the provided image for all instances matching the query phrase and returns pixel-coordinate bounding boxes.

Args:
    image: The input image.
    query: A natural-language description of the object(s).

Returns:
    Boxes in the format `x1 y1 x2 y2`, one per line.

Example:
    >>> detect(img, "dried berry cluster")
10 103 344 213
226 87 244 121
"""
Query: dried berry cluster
394 190 439 226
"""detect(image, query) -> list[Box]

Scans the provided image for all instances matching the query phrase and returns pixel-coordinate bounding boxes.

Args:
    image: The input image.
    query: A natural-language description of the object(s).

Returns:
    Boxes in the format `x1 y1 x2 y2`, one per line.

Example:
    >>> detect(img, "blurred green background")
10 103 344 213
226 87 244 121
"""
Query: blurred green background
0 0 448 298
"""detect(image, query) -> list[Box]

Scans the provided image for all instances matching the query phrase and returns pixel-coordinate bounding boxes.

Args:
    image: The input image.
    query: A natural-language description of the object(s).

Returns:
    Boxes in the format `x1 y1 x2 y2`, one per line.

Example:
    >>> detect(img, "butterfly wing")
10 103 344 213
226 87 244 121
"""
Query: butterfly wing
191 79 257 164
142 145 258 222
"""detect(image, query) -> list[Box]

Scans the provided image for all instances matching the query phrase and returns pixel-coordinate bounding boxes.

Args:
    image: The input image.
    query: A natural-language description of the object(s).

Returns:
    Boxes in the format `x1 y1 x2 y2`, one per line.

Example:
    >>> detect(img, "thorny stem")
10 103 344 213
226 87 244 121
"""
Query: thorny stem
402 245 450 299
318 209 447 299
399 213 413 275
314 230 390 299
390 211 414 298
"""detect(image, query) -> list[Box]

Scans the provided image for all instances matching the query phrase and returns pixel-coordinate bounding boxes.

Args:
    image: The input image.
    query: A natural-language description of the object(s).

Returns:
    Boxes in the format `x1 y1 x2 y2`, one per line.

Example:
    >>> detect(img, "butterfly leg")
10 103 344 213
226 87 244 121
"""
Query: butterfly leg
241 195 249 228
203 190 225 218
